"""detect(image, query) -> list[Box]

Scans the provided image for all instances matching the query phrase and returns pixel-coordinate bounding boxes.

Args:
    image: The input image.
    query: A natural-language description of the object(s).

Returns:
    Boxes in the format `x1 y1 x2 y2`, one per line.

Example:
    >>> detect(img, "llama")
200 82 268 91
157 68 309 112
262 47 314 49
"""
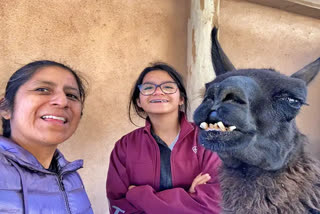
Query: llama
193 27 320 214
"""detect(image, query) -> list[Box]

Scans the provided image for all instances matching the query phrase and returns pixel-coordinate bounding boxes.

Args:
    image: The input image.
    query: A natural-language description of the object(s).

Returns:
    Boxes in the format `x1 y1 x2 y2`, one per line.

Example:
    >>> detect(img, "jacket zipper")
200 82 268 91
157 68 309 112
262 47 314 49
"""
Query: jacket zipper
56 174 72 214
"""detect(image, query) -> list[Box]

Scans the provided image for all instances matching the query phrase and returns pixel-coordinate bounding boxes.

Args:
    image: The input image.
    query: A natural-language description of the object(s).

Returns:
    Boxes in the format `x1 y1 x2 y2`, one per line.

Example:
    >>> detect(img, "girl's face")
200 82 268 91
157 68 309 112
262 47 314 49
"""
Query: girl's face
137 70 184 117
5 66 82 148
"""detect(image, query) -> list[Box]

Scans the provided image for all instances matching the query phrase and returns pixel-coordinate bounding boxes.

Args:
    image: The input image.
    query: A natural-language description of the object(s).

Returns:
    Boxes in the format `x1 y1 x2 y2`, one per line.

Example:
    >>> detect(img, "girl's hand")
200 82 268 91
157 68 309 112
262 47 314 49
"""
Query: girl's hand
128 185 136 190
189 172 211 193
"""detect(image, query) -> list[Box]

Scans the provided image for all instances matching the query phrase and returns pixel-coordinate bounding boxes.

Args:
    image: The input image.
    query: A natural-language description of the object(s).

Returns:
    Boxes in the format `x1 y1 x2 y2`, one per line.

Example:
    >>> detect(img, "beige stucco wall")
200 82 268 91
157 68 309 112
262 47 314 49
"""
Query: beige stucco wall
187 0 320 157
0 1 190 213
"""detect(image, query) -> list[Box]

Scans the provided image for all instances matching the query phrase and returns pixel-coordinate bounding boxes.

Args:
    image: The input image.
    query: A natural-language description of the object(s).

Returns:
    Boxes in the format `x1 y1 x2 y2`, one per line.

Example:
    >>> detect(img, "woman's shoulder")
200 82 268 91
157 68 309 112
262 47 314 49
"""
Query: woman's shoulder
0 142 13 168
0 152 21 186
0 152 9 166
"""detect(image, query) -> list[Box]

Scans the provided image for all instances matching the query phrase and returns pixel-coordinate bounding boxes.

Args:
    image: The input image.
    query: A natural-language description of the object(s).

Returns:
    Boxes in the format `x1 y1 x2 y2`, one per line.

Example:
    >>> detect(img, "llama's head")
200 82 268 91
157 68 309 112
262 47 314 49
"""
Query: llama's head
193 28 319 171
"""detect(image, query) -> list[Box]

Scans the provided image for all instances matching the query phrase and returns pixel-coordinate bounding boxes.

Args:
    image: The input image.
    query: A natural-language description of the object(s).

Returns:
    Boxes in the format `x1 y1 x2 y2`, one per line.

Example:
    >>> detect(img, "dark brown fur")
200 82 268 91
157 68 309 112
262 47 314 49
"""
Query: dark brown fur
220 141 320 213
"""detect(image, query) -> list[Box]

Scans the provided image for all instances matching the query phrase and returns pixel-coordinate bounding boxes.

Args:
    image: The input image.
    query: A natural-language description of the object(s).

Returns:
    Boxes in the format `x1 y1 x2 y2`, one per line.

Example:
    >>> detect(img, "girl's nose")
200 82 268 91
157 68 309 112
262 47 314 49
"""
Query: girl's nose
153 86 164 95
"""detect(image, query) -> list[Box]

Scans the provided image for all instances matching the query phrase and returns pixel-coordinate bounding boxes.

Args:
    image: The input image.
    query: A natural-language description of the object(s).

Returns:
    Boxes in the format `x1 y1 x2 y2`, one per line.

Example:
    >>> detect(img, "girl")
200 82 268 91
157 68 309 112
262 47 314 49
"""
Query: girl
107 63 221 214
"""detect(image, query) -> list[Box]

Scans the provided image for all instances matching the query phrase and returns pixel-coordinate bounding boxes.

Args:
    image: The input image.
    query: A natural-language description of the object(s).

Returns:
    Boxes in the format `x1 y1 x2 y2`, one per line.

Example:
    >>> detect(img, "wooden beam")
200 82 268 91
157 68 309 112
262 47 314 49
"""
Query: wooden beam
245 0 320 19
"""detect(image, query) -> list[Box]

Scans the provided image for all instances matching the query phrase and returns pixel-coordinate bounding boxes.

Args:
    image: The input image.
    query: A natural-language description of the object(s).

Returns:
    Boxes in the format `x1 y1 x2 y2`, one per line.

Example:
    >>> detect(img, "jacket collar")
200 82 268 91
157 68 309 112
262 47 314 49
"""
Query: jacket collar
0 136 83 174
143 112 194 141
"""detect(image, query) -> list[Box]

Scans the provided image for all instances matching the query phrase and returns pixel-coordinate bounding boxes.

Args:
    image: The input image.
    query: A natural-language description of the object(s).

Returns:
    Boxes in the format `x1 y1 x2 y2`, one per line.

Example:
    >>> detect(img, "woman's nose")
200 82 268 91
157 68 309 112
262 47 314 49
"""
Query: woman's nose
50 92 68 108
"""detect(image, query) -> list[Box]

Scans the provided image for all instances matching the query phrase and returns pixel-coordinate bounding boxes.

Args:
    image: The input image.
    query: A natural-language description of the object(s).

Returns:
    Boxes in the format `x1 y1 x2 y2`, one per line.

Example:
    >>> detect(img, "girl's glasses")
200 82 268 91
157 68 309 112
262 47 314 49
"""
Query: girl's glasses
138 82 178 96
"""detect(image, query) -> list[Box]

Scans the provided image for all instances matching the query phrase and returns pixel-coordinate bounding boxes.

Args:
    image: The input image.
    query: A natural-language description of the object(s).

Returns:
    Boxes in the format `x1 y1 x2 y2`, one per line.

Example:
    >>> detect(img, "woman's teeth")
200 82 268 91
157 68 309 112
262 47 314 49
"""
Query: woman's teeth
41 115 66 122
200 121 236 132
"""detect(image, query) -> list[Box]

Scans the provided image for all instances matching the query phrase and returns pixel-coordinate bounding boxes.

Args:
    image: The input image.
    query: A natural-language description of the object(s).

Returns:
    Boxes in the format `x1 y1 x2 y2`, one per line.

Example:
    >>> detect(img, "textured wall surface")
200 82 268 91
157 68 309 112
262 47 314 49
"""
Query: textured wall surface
0 1 190 213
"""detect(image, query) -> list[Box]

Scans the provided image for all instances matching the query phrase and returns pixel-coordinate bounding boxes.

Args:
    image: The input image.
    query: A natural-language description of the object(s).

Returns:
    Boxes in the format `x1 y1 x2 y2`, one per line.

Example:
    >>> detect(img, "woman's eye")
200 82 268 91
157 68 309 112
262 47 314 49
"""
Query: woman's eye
35 88 49 92
67 94 79 101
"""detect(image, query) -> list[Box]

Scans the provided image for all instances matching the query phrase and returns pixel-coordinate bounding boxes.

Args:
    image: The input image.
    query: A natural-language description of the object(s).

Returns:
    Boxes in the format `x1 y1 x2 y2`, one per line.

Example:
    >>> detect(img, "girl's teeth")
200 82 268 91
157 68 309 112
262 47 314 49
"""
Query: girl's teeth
150 100 168 103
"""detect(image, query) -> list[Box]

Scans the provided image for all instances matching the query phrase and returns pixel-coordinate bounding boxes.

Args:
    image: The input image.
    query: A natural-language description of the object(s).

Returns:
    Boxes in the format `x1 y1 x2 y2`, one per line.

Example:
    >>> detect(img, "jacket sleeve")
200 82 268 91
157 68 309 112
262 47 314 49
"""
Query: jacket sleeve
126 150 221 214
106 138 143 214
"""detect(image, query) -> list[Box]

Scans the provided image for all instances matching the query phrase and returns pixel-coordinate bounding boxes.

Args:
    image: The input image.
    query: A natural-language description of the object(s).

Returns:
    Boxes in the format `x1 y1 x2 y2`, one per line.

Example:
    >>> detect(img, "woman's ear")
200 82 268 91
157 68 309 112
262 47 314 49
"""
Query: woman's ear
0 109 11 120
0 98 11 120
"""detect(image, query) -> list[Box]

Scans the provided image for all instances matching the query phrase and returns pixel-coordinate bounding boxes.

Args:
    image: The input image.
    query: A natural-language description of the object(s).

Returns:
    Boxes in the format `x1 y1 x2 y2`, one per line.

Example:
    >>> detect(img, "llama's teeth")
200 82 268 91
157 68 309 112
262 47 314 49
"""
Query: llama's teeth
213 123 219 129
217 121 226 131
209 123 215 129
200 122 208 130
229 126 236 131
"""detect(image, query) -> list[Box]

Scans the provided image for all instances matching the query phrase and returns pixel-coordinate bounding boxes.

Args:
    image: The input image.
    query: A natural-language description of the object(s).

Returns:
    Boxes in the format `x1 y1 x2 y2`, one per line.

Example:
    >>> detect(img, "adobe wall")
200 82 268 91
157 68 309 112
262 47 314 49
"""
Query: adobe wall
0 1 190 213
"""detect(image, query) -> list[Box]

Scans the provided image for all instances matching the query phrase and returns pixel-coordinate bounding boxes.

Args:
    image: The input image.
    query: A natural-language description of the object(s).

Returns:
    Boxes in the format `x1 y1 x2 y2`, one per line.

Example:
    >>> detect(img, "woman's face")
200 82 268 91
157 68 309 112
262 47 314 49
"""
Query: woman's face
137 70 184 117
7 66 82 148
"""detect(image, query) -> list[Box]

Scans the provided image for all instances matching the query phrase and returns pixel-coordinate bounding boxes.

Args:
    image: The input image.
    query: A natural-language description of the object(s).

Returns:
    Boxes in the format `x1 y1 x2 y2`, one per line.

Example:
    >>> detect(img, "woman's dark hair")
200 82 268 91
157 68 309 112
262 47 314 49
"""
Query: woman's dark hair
0 60 87 137
129 62 188 125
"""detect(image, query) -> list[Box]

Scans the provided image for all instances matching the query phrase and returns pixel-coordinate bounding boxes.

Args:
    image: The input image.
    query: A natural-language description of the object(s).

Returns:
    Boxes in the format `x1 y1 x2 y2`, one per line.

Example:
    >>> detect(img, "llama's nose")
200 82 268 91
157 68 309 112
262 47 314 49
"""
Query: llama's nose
208 111 219 123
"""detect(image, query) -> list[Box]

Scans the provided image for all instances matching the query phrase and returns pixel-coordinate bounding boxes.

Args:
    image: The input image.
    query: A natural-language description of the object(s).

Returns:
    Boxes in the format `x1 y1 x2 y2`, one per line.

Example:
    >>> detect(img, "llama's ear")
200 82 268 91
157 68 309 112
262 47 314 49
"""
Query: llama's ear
291 58 320 85
211 27 235 76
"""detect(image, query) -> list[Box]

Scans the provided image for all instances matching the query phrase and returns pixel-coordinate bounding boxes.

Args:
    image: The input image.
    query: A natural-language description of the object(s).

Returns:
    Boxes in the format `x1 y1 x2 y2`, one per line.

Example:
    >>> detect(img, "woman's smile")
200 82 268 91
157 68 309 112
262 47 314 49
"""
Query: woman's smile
40 114 68 124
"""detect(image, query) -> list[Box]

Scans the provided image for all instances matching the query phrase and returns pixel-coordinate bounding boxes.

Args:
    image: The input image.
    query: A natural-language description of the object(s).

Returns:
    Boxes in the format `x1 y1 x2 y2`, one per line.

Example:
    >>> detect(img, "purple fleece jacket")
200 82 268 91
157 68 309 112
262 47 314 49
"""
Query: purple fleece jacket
107 114 221 214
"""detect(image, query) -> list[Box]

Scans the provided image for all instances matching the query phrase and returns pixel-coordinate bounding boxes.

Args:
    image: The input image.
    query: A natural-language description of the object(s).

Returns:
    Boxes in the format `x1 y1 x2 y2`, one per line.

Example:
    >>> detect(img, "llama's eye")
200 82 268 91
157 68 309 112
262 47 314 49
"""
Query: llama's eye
203 95 213 103
223 93 246 105
287 97 302 108
203 96 209 102
280 97 302 109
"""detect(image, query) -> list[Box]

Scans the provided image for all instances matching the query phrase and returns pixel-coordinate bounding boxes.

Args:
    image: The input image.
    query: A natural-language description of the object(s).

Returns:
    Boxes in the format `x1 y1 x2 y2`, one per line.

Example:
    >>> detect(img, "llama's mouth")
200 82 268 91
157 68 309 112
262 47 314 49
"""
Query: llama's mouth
199 121 236 132
197 117 257 153
197 119 248 149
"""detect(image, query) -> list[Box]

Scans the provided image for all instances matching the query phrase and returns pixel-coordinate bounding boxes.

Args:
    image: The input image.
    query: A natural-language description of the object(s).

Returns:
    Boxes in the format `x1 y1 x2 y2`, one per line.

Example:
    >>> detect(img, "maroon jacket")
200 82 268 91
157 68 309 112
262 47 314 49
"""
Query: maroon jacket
107 114 221 214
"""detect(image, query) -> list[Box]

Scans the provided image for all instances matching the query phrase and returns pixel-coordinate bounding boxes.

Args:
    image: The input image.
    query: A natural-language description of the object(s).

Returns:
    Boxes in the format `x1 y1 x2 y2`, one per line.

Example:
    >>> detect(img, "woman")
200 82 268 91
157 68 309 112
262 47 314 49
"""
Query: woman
107 63 221 214
0 60 93 213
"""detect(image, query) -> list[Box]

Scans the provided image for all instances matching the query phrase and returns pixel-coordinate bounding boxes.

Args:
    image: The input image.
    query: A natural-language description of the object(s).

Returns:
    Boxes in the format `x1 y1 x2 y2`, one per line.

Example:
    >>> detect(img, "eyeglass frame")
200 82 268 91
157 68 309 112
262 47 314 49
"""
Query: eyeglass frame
137 81 179 96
